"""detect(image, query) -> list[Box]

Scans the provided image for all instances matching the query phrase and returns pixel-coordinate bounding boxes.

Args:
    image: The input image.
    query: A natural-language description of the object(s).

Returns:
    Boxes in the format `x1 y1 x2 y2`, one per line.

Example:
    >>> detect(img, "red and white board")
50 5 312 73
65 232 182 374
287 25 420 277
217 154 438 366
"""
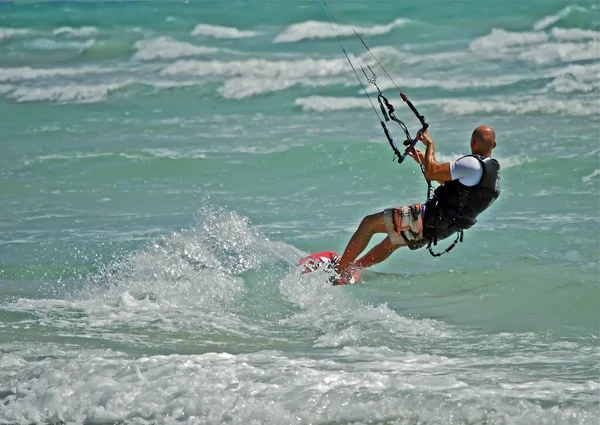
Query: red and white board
298 251 360 285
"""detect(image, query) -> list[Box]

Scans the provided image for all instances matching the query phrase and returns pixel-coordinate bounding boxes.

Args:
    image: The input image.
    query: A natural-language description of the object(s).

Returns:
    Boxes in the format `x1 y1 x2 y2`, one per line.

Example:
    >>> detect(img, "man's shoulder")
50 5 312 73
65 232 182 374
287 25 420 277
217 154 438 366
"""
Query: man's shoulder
455 155 483 168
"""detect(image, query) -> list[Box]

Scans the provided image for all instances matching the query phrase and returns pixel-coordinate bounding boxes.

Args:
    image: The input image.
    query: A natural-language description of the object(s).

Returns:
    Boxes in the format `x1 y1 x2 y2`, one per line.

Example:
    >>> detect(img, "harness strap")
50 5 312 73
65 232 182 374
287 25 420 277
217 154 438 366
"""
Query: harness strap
427 230 464 257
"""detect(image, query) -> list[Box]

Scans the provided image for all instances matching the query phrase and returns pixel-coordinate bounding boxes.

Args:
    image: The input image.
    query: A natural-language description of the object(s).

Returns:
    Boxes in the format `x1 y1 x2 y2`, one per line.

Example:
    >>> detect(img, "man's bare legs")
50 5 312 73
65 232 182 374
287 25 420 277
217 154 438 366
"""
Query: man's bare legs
354 236 404 269
337 212 406 278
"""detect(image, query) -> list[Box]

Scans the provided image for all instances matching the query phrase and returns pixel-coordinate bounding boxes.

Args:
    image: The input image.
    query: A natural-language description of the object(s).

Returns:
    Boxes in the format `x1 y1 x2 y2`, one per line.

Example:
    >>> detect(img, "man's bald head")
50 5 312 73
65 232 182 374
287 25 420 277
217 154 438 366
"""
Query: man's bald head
471 125 496 156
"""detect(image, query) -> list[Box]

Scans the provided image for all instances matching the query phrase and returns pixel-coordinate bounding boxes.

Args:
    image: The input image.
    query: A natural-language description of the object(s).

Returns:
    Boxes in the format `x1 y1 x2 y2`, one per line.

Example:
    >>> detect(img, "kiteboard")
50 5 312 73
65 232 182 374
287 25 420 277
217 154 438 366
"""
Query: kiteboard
298 251 360 285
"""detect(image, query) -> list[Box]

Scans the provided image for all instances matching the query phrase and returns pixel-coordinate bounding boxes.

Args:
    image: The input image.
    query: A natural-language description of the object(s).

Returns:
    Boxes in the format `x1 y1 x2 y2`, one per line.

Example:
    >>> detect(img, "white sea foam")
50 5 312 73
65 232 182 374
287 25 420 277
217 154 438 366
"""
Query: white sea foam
23 152 115 166
582 169 600 184
0 27 30 40
218 76 347 99
52 26 98 37
295 95 372 112
470 28 600 64
133 36 218 60
1 348 597 425
161 56 358 79
518 40 600 64
433 97 599 117
551 27 600 41
543 64 600 93
273 18 410 43
365 74 526 93
24 38 96 51
533 5 588 30
295 95 599 117
0 65 115 83
9 81 129 103
190 23 261 39
470 28 549 52
141 148 207 159
548 74 600 94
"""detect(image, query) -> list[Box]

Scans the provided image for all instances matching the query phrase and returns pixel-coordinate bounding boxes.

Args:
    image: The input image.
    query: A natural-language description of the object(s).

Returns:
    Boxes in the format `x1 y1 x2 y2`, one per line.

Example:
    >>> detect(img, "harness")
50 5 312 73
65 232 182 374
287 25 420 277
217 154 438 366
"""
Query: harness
317 0 465 256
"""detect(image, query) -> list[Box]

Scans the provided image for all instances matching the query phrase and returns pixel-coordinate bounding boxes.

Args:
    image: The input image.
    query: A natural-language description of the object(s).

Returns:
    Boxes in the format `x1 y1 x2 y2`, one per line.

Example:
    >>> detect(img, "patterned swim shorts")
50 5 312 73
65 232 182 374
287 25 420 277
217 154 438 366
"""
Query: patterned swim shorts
383 203 428 250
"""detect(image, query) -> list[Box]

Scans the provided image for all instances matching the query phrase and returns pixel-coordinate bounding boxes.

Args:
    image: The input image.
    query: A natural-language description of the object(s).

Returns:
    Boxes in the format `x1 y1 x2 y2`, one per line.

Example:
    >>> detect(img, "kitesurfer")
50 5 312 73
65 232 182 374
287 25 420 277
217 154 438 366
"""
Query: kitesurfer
334 125 501 284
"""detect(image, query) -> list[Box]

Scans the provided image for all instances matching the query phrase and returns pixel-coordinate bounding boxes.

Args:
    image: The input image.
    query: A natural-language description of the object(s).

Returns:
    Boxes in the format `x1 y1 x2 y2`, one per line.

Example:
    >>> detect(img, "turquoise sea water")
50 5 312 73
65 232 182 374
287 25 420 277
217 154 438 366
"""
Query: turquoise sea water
1 1 599 424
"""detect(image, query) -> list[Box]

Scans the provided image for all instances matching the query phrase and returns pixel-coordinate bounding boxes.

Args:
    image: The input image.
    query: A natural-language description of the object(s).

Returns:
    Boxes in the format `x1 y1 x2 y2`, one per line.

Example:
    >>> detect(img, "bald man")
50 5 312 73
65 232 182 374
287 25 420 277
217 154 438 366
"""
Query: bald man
334 125 501 284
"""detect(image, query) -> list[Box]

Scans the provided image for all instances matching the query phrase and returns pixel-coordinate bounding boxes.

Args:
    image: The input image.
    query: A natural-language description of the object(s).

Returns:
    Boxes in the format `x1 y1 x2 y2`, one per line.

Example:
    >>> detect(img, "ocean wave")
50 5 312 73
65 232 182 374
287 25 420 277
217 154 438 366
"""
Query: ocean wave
22 152 115 166
0 65 116 83
470 28 600 64
550 27 600 41
519 40 600 65
533 5 590 31
295 95 371 112
1 348 598 425
431 97 599 117
273 18 410 43
546 64 600 93
365 74 526 92
582 169 600 184
470 28 549 52
140 148 207 160
190 23 261 39
52 26 98 37
8 81 130 103
295 95 599 117
161 56 358 79
24 38 96 51
0 27 30 41
362 63 599 94
22 149 208 165
133 36 218 60
218 76 347 99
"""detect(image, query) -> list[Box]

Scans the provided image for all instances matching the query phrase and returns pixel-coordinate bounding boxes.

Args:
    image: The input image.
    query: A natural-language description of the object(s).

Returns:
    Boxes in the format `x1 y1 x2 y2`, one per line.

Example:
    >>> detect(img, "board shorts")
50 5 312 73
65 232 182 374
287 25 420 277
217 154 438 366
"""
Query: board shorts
383 203 429 250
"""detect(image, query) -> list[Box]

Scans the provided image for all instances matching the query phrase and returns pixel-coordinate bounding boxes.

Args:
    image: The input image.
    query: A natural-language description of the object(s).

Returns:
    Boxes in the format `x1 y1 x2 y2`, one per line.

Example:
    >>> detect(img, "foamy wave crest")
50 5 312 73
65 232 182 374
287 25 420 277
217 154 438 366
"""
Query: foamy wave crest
52 26 98 37
0 27 30 40
295 95 599 117
470 29 549 52
470 28 600 64
295 95 371 112
191 23 260 39
22 152 115 166
273 18 410 43
551 27 600 41
218 76 346 99
8 81 129 103
161 56 357 79
140 148 207 160
519 40 600 65
433 97 599 117
0 65 115 83
365 74 525 93
25 38 96 51
133 36 218 60
546 64 600 93
533 5 589 30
